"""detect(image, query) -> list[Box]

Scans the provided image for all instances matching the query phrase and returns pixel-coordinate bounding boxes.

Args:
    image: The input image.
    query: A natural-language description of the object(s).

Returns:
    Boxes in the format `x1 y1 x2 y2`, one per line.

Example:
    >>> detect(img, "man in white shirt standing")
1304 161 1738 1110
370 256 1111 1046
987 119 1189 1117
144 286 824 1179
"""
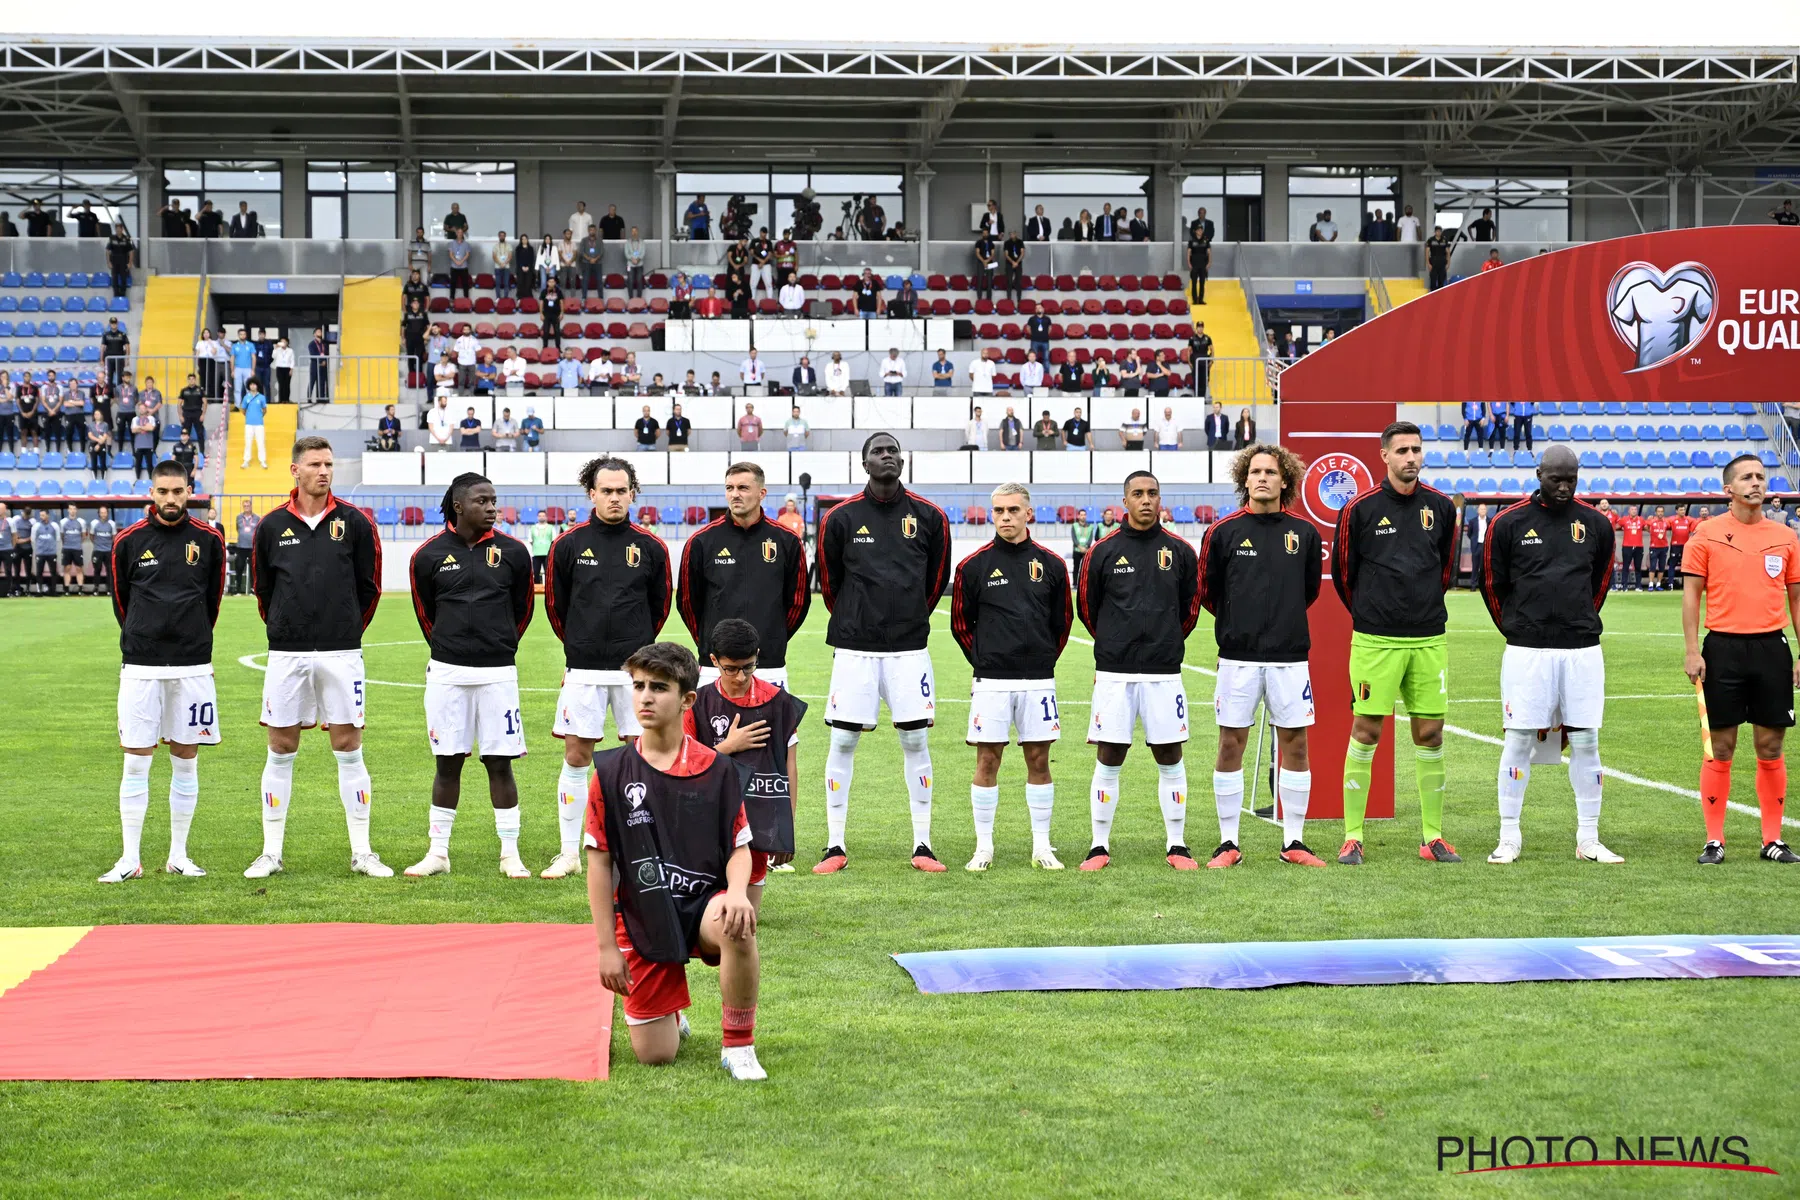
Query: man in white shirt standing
584 354 613 390
500 352 526 388
1395 204 1422 242
739 348 766 389
433 354 457 401
880 348 907 397
1157 406 1183 451
1019 350 1045 392
779 277 806 315
824 351 852 395
965 406 989 450
568 201 594 243
426 395 455 450
453 329 480 392
968 353 997 397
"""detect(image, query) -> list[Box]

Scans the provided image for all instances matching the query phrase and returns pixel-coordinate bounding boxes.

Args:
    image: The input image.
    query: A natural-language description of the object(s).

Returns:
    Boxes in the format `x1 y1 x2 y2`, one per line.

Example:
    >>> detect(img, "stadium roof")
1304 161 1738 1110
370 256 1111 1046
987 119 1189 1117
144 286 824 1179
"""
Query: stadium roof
3 36 1799 168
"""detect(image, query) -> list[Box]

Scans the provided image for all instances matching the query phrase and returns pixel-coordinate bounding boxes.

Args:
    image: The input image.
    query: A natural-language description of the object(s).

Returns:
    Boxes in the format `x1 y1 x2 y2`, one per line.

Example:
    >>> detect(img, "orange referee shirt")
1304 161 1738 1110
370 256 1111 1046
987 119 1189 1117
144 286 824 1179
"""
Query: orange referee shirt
1682 512 1800 634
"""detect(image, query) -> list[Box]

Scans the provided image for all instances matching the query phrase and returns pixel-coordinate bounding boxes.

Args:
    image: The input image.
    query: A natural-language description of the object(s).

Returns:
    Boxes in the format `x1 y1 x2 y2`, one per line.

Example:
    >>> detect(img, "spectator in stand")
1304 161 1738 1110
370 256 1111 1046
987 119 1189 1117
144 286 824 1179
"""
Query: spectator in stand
402 266 430 313
1770 200 1800 226
930 349 955 388
529 510 555 584
568 201 594 243
1025 310 1052 365
1396 204 1422 242
739 350 766 391
581 354 610 391
618 353 642 391
431 352 457 408
665 403 691 451
1003 231 1025 303
1461 400 1487 449
1201 401 1229 449
493 406 519 452
426 395 454 449
825 351 852 396
684 194 711 241
69 201 100 238
540 280 565 351
964 406 988 450
1119 408 1147 450
1019 350 1045 391
855 268 885 318
402 300 430 382
625 228 646 297
727 274 752 320
1646 505 1672 591
979 199 1004 236
56 504 88 595
272 337 294 405
1025 204 1053 242
791 358 817 394
773 229 798 286
1486 400 1509 447
177 372 206 445
1056 217 1075 241
39 377 65 453
442 203 469 240
1070 209 1094 241
1062 406 1091 451
456 406 482 450
736 402 763 450
891 275 918 319
452 327 480 392
968 352 997 397
0 372 15 455
693 285 727 320
749 228 775 300
776 495 806 537
1510 400 1536 451
1116 354 1143 396
1480 249 1503 272
229 200 259 238
105 224 135 297
87 410 112 478
377 404 403 451
237 380 268 468
779 275 806 315
552 230 576 292
1058 358 1084 394
1096 204 1120 242
1466 207 1497 241
1316 209 1340 243
1031 410 1060 450
1425 225 1450 291
784 405 810 449
513 232 537 298
126 403 156 478
578 230 604 300
598 204 625 241
489 231 513 298
253 328 276 397
1186 321 1215 398
972 231 997 301
520 406 544 450
634 405 660 449
1129 208 1151 241
679 369 704 396
999 407 1024 451
880 348 907 396
407 225 432 277
99 317 130 390
662 271 688 319
170 428 198 483
477 351 502 394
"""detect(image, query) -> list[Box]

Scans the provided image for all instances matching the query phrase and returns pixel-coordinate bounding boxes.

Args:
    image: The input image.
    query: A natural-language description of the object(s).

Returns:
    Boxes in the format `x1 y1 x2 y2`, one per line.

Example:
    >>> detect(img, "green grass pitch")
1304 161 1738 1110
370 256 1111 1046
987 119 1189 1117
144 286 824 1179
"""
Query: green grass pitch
1 589 1795 1197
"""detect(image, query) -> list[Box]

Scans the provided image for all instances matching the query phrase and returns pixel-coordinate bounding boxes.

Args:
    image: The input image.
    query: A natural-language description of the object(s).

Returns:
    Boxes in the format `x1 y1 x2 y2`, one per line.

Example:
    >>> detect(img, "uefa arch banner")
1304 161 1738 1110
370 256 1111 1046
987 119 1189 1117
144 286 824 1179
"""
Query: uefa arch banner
1276 226 1800 818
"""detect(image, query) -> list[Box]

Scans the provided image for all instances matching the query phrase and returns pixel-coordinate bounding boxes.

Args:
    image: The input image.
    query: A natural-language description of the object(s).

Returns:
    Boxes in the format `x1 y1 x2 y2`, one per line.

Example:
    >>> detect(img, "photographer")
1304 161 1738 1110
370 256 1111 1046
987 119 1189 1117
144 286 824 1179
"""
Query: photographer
856 195 886 240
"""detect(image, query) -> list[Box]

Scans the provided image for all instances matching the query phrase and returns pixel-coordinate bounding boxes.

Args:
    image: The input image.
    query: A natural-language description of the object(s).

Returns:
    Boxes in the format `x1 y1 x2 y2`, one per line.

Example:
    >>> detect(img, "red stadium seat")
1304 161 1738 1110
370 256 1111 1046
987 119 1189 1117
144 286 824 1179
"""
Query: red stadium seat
995 299 1016 316
401 506 425 526
627 322 650 339
519 298 540 314
558 321 578 338
684 505 707 524
1036 298 1060 316
608 322 628 338
978 323 1000 339
626 297 648 313
1004 347 1027 365
1125 299 1147 316
495 322 517 338
649 297 669 313
525 371 545 388
605 297 626 313
1119 276 1140 293
637 505 658 525
579 298 603 314
428 297 449 312
496 298 516 315
926 274 948 291
1035 274 1054 290
1048 348 1069 365
974 299 995 316
758 299 780 315
474 322 496 339
965 505 987 525
582 322 604 339
1093 347 1114 363
1082 298 1102 315
475 274 495 290
584 346 607 361
452 298 472 313
1103 298 1125 315
930 298 952 316
1151 323 1173 339
1161 273 1183 291
1055 274 1076 291
1000 322 1022 340
607 274 626 290
473 297 495 314
952 299 973 315
1098 274 1118 290
500 506 519 523
648 273 669 289
1048 323 1065 339
1063 322 1086 339
1131 322 1152 340
1146 298 1168 316
496 346 516 361
451 321 471 336
949 274 970 291
799 274 820 289
1108 322 1129 340
820 273 842 289
519 322 540 338
1017 298 1038 315
829 299 847 316
1073 348 1093 364
610 346 629 363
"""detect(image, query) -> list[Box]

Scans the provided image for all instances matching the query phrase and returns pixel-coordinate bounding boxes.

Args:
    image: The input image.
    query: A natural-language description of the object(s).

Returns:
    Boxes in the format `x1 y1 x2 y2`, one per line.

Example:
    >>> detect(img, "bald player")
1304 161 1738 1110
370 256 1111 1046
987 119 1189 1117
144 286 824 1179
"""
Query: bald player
1478 446 1620 863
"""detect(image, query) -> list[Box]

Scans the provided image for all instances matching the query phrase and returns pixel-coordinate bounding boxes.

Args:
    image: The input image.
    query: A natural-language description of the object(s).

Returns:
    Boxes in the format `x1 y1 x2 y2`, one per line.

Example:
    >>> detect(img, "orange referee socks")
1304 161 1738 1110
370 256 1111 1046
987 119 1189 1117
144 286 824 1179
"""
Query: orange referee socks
1756 758 1787 845
1700 759 1731 844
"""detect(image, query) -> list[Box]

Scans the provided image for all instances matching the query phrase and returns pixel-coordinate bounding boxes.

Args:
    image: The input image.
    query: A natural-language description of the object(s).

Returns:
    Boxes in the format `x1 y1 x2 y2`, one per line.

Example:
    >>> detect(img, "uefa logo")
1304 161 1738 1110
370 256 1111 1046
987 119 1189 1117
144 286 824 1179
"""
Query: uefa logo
1606 260 1717 373
625 781 648 809
1302 453 1374 526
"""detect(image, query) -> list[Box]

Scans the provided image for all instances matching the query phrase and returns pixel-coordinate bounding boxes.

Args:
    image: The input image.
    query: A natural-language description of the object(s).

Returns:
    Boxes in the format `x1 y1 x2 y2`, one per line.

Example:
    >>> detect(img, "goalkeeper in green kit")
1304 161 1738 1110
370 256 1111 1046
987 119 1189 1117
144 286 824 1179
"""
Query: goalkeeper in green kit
1329 422 1462 864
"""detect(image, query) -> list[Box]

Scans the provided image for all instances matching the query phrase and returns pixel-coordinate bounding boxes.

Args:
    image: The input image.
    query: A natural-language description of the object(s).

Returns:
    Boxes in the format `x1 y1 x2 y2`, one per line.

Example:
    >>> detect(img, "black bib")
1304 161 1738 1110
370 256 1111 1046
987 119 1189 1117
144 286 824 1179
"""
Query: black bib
690 684 808 854
593 744 749 964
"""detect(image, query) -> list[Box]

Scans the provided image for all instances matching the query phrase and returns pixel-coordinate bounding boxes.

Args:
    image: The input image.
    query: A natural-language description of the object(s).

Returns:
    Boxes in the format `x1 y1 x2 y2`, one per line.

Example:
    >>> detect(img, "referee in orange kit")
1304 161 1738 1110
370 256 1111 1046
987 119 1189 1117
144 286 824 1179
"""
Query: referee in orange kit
1681 453 1800 865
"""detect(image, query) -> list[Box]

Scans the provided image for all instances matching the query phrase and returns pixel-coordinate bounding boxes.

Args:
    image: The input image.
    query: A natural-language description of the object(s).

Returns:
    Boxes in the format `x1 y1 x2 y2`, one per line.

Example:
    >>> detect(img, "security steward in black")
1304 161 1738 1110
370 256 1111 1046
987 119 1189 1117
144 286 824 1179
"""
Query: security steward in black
252 489 382 651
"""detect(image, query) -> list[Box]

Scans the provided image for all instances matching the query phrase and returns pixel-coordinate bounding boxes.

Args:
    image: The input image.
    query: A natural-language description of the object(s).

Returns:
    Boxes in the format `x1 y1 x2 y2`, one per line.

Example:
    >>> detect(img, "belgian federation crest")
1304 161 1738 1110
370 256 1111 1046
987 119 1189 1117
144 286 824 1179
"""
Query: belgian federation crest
486 545 503 568
1420 507 1435 532
1028 558 1044 582
762 538 778 563
1283 530 1300 555
1571 521 1587 544
1156 547 1173 571
184 541 200 566
329 518 346 542
901 515 918 539
626 543 643 568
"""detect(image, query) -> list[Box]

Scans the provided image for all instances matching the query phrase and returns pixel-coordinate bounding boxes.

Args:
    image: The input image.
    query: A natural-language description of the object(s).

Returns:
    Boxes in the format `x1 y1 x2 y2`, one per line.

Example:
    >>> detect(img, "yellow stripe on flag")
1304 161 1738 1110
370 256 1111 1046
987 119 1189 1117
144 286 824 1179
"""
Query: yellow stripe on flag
0 927 91 997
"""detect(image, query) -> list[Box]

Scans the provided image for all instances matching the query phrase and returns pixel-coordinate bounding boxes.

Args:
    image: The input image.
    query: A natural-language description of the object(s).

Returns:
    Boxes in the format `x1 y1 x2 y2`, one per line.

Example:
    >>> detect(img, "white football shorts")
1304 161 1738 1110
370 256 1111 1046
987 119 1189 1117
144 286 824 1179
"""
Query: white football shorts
424 660 526 758
1087 672 1190 745
118 668 221 748
554 669 640 741
261 650 366 730
824 648 936 729
966 679 1062 744
1212 659 1316 730
1500 644 1605 731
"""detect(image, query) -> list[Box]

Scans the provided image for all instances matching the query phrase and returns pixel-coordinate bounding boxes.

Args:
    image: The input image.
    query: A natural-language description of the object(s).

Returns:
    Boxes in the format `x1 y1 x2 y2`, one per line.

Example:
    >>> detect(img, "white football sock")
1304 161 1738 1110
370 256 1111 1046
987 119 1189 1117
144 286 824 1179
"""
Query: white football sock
1278 768 1312 845
1212 768 1243 846
1158 761 1189 849
1567 729 1604 843
898 728 934 848
428 804 457 856
824 726 859 848
970 784 999 854
494 805 521 856
1025 782 1055 854
334 748 373 857
556 761 590 855
260 749 297 858
119 753 151 864
1497 728 1533 843
1089 761 1122 849
168 753 199 862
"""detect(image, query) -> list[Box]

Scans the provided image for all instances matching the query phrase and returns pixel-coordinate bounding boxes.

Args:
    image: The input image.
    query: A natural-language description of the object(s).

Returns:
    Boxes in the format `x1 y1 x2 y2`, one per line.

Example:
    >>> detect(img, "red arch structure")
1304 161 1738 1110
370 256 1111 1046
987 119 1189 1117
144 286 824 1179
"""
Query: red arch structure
1278 226 1800 819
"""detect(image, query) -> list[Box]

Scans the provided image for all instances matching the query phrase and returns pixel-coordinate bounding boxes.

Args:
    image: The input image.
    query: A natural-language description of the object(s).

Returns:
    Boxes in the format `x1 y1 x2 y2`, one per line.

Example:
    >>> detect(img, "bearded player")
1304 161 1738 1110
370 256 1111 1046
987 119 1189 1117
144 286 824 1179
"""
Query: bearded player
814 432 952 873
950 482 1072 871
544 456 671 879
1077 470 1201 870
1198 444 1325 867
586 642 767 1081
101 460 227 882
1333 421 1460 864
1478 445 1620 864
406 473 536 878
677 461 808 687
244 436 388 879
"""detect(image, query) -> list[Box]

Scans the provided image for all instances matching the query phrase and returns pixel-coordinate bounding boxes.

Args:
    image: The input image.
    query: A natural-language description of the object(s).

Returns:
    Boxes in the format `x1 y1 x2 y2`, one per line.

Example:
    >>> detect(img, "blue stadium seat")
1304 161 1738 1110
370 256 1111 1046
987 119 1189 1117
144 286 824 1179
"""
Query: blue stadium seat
1761 450 1780 468
1580 401 1602 416
1500 477 1521 493
1603 451 1624 469
691 274 712 289
1680 477 1701 493
1670 450 1691 469
1590 423 1612 440
1724 424 1744 441
79 347 98 362
1569 424 1590 441
1446 451 1469 469
1710 402 1733 415
1514 450 1537 467
93 272 111 289
1603 401 1626 416
946 506 964 523
23 272 42 288
13 320 33 337
64 296 87 313
659 505 680 525
32 347 52 362
1585 476 1609 493
57 348 77 363
68 272 88 288
885 275 904 290
1735 402 1757 416
1579 451 1602 469
13 481 35 498
376 505 399 528
1634 477 1655 493
1469 450 1491 468
1747 423 1769 441
41 296 61 313
1656 479 1678 494
82 320 102 337
45 272 65 288
18 297 38 313
1701 424 1723 440
1679 424 1701 441
1453 477 1475 494
1625 401 1646 416
0 272 19 287
571 506 590 524
161 425 183 441
1646 451 1667 469
1034 504 1055 524
0 453 11 470
1635 424 1657 440
1418 424 1436 442
132 480 150 496
39 479 63 497
0 298 13 314
1545 424 1568 441
86 480 109 496
1172 506 1195 524
1491 449 1513 468
110 452 131 470
1472 477 1500 495
59 320 80 337
1424 451 1447 469
16 451 38 470
1773 476 1794 492
1648 402 1670 416
109 297 128 312
1436 423 1457 441
0 322 9 338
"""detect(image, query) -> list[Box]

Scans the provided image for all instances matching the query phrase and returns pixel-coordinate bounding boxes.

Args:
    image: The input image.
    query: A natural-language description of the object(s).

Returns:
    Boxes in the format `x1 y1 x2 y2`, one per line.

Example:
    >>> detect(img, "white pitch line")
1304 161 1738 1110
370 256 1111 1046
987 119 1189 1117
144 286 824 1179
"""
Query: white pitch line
236 641 562 692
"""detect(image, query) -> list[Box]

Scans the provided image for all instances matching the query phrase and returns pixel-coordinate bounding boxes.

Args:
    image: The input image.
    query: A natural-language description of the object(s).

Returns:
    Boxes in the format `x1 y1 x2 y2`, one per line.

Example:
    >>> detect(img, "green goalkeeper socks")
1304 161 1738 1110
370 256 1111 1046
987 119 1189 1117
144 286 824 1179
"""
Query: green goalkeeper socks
1342 739 1376 841
1415 744 1447 843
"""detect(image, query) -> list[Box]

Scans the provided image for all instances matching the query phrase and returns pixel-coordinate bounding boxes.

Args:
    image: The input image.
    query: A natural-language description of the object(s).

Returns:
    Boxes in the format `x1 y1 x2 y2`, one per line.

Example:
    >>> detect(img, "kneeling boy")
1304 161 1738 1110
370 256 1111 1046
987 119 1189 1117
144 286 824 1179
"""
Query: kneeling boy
585 641 767 1080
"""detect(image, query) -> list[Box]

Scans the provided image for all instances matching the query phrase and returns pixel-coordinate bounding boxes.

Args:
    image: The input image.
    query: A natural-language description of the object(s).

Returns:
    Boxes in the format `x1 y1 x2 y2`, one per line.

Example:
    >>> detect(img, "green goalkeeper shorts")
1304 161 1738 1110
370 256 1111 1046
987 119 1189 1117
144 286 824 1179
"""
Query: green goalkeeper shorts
1348 632 1449 719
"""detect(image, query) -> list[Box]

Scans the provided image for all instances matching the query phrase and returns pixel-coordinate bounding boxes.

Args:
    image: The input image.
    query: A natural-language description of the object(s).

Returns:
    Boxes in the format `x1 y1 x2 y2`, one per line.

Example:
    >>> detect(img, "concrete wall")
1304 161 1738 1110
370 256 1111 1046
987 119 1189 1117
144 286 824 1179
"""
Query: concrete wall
538 161 657 240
